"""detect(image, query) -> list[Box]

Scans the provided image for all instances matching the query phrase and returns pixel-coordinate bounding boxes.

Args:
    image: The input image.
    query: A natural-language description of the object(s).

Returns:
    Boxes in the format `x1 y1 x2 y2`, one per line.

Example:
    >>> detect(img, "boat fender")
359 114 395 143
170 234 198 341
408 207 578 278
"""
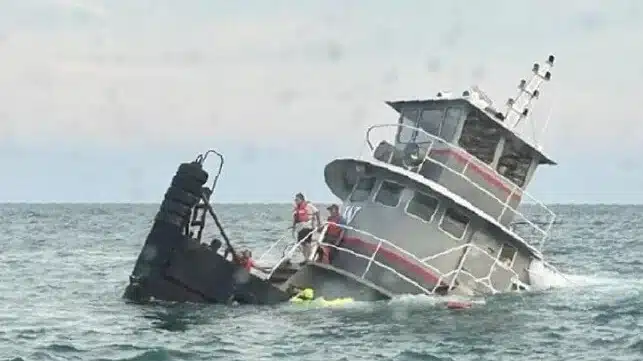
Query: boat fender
446 301 472 310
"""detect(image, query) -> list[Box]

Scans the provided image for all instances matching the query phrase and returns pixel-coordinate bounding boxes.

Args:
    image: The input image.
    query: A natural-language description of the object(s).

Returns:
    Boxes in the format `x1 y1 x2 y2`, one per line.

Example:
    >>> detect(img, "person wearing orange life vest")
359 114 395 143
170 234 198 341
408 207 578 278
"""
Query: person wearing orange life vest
233 249 255 271
316 204 346 263
232 249 271 273
292 192 321 262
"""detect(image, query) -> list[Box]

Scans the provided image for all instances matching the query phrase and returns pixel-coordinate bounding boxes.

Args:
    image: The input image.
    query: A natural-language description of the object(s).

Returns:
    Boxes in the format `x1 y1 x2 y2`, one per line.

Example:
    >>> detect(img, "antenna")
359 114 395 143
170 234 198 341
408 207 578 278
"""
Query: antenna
503 54 555 130
537 102 554 150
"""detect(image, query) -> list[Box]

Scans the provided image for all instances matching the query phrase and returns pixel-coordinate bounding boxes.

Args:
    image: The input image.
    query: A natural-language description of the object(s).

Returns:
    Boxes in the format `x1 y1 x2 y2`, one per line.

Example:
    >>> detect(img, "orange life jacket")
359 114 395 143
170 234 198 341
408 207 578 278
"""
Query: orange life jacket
235 253 254 271
294 202 310 223
326 215 342 237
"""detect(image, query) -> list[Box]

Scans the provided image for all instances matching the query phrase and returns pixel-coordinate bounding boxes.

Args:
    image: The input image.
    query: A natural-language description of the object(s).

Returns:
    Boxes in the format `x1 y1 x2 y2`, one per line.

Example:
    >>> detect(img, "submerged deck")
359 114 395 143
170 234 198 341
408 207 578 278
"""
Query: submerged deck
256 222 531 297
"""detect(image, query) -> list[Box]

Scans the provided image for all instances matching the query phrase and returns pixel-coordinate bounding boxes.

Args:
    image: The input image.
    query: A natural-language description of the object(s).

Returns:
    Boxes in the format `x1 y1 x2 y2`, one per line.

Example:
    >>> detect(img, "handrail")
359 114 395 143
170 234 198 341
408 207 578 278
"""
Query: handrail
317 242 433 296
365 124 534 199
406 153 550 247
255 227 316 265
323 222 523 295
426 242 523 294
367 123 556 218
261 223 435 295
255 231 291 265
195 149 225 192
363 123 556 248
263 228 319 279
331 223 448 279
257 221 532 296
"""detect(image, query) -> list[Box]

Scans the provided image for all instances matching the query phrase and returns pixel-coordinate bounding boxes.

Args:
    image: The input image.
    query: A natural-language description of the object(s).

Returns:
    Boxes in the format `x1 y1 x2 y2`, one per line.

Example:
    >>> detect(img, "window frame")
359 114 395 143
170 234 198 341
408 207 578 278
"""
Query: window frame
396 108 420 144
404 190 440 224
438 206 471 240
418 108 445 138
440 106 465 142
340 170 358 200
458 108 503 165
497 243 518 268
348 176 377 203
373 179 405 208
495 136 533 188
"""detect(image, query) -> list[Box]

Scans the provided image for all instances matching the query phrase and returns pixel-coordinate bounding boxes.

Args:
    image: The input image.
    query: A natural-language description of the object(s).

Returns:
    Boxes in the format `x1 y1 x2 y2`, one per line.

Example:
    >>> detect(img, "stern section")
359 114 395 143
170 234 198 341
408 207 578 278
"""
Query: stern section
124 160 290 305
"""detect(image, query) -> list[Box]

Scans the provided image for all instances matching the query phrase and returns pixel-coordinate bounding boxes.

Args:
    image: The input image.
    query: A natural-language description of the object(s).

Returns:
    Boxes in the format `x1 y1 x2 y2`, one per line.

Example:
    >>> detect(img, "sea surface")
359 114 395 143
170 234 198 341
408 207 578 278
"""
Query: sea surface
0 203 641 361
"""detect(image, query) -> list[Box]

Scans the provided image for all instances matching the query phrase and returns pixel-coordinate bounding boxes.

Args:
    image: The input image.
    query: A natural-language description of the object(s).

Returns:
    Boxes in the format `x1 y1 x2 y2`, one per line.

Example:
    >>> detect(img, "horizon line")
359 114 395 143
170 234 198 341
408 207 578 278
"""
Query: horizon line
2 201 643 206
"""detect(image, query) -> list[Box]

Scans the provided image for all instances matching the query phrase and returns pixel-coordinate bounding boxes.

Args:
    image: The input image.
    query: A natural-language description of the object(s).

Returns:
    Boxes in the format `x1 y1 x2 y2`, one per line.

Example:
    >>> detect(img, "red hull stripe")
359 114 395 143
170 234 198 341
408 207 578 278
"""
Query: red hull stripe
429 148 522 200
341 236 444 287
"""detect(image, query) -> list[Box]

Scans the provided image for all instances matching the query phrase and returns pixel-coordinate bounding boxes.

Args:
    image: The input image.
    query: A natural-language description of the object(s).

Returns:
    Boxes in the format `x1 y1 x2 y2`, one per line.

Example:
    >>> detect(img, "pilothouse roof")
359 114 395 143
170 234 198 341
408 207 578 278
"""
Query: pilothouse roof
385 96 557 166
385 54 558 166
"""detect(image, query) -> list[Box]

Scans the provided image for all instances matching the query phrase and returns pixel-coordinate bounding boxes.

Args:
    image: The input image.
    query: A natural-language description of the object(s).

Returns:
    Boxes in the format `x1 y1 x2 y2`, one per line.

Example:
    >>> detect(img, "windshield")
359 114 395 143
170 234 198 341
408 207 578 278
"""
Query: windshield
397 108 418 143
396 105 464 145
441 107 464 141
416 108 444 143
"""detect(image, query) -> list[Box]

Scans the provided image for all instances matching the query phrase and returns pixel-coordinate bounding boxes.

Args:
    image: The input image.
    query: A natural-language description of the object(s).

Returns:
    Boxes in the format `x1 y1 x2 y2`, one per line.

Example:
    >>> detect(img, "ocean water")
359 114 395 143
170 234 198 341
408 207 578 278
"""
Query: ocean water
0 203 641 361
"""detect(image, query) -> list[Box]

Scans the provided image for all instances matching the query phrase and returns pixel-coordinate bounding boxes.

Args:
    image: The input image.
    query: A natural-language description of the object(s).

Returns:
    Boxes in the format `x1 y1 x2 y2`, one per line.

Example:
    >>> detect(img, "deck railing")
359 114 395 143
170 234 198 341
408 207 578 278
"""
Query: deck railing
362 123 556 250
255 222 530 296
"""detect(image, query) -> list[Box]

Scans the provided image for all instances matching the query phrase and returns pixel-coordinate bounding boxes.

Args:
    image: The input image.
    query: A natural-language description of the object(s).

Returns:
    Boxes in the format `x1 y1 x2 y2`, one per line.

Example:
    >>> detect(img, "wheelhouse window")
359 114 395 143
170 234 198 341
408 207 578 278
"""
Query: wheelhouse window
418 108 443 138
458 109 503 165
374 180 404 207
341 170 357 197
405 191 440 222
441 107 464 142
349 176 376 202
397 108 419 143
439 207 470 239
416 106 464 144
496 136 533 187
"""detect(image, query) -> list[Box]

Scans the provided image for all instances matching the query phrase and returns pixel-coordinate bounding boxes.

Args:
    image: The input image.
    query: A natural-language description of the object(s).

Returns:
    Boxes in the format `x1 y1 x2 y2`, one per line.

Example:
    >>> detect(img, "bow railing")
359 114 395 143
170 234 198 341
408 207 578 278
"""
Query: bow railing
256 222 535 296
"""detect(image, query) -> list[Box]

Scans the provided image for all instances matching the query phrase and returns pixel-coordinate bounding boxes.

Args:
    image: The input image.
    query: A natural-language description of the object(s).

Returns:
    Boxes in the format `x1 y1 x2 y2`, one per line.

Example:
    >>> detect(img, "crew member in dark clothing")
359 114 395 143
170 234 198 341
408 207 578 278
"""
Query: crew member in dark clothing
316 204 346 263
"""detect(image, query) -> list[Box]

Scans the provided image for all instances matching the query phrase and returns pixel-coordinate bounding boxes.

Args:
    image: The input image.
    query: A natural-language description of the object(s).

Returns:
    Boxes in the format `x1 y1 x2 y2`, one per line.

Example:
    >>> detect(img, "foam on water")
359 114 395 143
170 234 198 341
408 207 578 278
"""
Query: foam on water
528 259 574 289
281 261 636 316
529 258 643 293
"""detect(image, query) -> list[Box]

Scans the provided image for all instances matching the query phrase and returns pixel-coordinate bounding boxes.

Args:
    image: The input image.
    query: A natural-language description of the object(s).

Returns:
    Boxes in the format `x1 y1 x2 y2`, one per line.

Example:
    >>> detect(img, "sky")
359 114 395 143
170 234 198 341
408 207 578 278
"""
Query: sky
1 0 643 204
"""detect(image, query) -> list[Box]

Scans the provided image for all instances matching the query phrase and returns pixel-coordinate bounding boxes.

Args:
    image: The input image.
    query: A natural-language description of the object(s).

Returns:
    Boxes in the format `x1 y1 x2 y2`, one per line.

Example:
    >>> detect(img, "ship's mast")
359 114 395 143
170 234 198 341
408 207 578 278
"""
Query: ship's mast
503 55 555 145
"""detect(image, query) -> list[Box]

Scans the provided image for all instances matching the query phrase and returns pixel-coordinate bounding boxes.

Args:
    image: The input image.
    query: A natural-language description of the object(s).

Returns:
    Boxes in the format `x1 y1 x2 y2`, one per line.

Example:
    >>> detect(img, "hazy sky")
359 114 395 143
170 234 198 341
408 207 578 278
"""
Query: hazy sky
1 0 642 203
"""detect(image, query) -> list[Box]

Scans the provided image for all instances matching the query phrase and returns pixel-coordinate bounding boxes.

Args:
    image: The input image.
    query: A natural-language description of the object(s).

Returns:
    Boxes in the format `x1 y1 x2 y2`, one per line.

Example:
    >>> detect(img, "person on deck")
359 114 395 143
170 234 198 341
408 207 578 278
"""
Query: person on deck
232 249 253 270
292 193 321 263
231 249 254 269
234 249 271 273
316 204 346 263
240 250 255 271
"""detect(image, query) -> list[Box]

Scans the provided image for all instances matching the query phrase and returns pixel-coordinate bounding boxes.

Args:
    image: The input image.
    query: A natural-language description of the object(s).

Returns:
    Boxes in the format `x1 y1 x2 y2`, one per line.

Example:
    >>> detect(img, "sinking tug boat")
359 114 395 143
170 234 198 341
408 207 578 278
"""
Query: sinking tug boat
124 54 565 305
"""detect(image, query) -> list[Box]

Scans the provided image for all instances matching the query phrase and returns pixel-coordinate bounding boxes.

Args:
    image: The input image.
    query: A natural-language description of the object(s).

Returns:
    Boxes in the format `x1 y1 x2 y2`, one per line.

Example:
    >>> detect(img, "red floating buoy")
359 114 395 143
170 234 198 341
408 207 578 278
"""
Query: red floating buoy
446 301 472 310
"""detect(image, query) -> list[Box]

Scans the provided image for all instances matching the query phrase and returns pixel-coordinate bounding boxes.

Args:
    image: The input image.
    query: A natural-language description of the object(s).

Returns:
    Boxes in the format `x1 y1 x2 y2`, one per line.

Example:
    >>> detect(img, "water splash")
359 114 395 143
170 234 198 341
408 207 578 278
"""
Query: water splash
528 259 643 296
528 260 573 290
388 293 486 308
